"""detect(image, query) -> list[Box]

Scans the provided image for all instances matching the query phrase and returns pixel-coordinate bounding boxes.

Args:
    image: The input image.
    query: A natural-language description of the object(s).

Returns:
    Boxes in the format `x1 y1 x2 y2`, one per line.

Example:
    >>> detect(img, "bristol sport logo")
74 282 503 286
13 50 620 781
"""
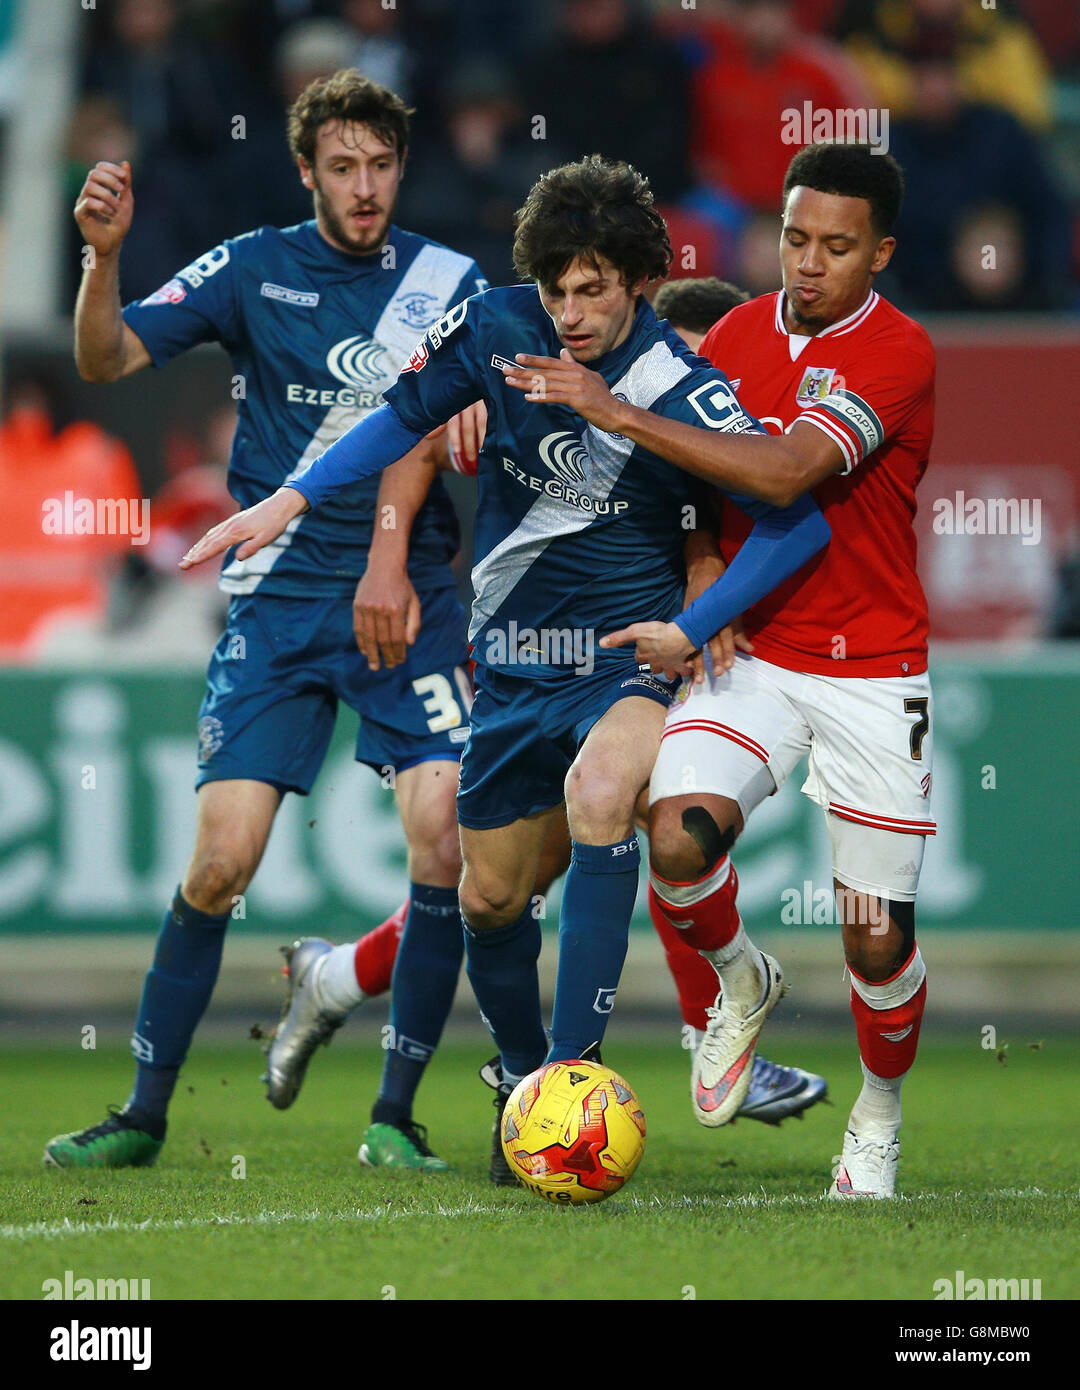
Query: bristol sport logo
326 336 389 388
539 431 589 486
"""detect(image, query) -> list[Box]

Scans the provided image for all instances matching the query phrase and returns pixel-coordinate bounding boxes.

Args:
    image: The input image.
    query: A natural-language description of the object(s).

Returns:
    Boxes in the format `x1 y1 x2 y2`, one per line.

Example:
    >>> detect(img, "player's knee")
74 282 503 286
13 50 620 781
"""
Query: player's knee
564 761 633 842
649 797 737 883
844 928 910 982
406 818 462 887
459 874 529 932
183 850 256 916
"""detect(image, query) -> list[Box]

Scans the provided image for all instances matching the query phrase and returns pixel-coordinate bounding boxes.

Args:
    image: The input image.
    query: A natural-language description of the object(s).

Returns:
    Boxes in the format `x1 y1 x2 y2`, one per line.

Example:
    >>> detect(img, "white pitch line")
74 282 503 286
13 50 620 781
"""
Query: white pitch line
1 1188 1072 1242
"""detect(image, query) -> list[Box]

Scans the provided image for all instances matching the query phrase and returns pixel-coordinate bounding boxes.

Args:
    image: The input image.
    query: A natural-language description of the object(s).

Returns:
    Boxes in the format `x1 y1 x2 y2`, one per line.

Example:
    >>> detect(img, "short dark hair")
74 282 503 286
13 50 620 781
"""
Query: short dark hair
287 69 412 166
512 155 672 291
782 142 904 238
652 277 749 335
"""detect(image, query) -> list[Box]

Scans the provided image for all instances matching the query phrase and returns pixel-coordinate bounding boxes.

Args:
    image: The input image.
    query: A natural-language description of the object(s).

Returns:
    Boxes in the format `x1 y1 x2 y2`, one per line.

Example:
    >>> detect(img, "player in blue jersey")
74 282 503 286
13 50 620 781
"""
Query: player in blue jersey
45 72 489 1172
180 157 830 1122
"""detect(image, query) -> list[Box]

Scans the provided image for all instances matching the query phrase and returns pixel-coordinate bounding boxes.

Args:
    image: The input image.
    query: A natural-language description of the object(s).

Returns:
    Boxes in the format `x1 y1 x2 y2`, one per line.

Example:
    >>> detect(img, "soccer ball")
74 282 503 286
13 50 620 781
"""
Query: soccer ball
500 1060 646 1205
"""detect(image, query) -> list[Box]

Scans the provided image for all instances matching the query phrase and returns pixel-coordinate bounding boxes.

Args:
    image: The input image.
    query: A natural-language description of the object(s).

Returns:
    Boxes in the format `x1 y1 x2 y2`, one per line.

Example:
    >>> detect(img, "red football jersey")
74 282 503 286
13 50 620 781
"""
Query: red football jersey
700 289 935 678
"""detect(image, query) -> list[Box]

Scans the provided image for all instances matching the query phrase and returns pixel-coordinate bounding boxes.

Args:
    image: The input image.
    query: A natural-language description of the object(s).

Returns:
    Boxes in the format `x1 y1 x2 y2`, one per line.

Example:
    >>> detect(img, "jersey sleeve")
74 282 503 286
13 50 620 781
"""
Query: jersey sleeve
121 240 242 366
655 364 764 439
794 333 934 474
384 292 487 431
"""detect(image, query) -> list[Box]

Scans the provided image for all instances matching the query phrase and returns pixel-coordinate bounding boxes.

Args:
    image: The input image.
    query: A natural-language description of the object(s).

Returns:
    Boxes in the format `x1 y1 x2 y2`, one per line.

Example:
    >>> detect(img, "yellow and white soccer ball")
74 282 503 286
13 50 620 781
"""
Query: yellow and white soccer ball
500 1060 647 1205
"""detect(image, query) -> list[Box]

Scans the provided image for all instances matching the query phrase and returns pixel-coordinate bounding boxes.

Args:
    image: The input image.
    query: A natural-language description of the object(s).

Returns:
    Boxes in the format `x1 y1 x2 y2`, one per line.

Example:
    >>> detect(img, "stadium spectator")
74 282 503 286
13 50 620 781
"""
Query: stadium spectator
885 57 1073 311
341 0 414 100
835 0 1053 132
395 62 553 288
688 0 869 212
0 375 142 659
80 0 237 163
223 19 357 236
519 0 693 202
78 0 250 288
64 95 211 306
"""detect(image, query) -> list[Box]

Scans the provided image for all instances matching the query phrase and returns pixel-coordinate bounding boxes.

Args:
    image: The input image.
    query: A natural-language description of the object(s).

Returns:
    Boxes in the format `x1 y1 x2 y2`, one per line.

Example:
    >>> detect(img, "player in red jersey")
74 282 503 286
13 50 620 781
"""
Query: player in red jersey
503 143 934 1197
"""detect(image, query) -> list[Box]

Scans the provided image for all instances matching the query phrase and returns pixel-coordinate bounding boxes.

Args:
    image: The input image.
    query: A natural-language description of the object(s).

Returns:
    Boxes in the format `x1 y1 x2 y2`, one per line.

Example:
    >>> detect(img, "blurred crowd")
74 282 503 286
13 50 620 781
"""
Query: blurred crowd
3 0 1080 661
60 0 1080 312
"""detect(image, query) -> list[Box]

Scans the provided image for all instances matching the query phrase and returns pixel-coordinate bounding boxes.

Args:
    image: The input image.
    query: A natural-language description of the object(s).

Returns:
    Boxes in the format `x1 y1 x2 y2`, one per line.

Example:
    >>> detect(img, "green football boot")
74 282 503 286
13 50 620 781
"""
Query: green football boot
44 1107 164 1169
357 1120 449 1172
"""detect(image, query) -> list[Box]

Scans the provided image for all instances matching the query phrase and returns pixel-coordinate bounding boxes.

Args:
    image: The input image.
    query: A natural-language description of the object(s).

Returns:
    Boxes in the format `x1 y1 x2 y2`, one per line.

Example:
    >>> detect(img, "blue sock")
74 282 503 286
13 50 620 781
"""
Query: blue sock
463 905 547 1080
125 888 229 1133
547 837 640 1062
372 883 463 1127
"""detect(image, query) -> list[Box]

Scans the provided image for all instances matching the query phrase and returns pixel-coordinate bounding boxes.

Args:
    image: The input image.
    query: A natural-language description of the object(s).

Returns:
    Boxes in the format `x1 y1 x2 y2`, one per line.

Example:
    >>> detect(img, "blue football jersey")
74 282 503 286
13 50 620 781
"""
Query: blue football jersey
123 221 487 596
384 286 763 679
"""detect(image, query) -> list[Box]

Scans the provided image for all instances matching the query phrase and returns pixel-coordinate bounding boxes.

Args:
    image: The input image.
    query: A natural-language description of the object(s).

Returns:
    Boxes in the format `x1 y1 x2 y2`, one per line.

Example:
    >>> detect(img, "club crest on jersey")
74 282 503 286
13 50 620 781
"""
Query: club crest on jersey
326 336 389 388
796 366 836 404
539 430 589 486
395 292 441 330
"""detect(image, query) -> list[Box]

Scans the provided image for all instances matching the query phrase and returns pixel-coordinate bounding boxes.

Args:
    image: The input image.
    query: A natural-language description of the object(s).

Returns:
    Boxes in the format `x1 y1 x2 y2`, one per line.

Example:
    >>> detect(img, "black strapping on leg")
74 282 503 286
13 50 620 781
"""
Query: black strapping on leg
886 898 916 958
680 806 735 875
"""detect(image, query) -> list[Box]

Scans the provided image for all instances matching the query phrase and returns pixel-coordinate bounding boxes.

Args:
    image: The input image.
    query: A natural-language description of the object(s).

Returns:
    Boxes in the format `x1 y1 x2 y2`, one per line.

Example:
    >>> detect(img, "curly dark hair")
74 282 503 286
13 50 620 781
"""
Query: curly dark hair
652 277 749 335
512 155 673 291
287 69 413 167
782 142 905 238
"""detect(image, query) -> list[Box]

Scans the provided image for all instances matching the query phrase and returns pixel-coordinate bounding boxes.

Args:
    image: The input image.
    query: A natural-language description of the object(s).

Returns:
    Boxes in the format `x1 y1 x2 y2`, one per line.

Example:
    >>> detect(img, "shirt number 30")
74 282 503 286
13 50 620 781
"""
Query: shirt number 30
412 672 469 733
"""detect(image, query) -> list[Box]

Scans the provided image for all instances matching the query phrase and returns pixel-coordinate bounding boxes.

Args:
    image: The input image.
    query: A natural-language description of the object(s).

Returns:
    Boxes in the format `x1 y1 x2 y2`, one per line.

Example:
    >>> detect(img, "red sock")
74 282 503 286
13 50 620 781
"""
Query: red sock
647 883 721 1030
353 898 408 997
849 947 927 1078
649 859 741 953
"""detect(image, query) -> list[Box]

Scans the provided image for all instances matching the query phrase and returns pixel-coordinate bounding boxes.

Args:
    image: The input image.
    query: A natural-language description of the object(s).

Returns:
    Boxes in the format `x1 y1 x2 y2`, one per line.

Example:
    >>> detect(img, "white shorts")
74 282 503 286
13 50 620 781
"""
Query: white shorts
648 654 935 901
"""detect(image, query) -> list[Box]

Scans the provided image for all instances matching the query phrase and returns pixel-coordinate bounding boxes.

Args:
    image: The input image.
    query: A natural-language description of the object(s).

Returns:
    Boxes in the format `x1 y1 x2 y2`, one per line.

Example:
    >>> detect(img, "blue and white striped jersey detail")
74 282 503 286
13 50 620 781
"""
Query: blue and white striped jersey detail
123 222 485 597
385 285 763 680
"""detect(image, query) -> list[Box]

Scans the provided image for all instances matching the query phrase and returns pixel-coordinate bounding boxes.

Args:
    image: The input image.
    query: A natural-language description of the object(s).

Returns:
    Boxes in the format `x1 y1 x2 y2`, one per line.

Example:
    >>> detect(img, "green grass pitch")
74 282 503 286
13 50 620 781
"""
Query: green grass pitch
2 1037 1076 1301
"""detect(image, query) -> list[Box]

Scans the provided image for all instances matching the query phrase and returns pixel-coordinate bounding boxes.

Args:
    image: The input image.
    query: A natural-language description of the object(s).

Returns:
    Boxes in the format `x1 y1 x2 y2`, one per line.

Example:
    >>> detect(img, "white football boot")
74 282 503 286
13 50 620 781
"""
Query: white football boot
829 1128 900 1199
691 952 786 1127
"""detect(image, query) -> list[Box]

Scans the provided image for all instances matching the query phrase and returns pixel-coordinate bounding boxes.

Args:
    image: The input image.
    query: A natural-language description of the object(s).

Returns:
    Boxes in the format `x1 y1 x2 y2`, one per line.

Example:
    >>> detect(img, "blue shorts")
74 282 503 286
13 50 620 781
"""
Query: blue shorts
457 658 679 830
195 587 470 795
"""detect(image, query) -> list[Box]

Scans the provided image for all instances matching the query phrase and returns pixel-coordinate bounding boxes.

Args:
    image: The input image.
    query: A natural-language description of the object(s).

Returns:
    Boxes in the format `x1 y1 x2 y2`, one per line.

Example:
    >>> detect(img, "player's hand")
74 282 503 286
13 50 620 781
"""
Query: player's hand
688 620 754 684
600 620 697 680
179 488 308 570
502 351 626 433
353 564 421 670
74 160 134 259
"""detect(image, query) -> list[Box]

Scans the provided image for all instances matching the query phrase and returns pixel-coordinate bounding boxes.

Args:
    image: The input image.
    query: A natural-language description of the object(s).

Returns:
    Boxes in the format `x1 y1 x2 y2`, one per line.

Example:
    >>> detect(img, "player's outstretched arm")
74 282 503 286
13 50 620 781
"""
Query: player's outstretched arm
179 402 430 570
73 160 151 382
503 351 843 506
180 487 309 569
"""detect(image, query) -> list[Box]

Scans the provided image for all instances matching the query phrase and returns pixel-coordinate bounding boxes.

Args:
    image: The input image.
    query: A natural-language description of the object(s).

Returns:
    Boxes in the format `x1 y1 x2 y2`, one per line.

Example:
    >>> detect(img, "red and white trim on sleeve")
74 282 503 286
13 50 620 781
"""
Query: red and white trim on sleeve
799 389 884 474
828 801 937 835
660 719 770 765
